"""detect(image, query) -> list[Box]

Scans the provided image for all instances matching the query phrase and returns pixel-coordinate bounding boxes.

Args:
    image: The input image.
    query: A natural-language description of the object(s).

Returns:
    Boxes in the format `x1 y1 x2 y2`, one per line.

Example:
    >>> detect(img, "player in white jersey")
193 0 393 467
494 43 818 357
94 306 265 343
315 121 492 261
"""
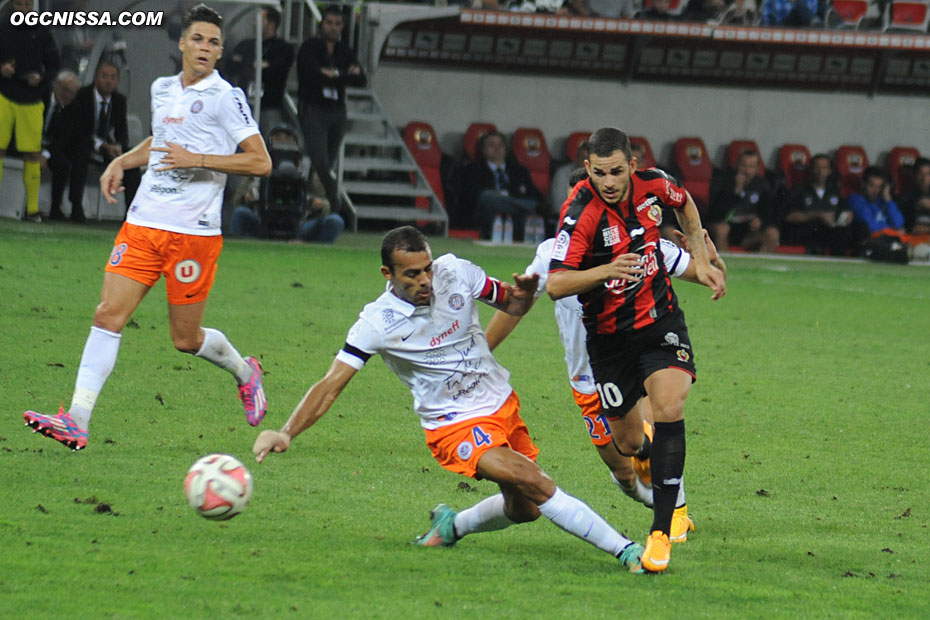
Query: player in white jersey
24 5 272 451
485 168 727 543
253 226 648 573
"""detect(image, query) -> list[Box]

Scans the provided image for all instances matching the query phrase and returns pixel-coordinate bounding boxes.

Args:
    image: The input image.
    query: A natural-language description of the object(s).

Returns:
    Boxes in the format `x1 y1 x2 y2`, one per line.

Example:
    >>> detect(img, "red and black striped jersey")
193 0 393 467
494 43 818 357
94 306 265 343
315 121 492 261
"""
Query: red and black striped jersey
549 168 688 335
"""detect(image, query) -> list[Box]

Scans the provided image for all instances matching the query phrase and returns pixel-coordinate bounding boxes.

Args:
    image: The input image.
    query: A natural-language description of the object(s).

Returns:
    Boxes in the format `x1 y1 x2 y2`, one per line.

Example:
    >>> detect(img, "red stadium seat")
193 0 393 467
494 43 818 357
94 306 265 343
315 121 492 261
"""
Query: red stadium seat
673 137 713 214
564 131 591 162
835 145 869 198
629 135 657 170
463 122 497 162
826 0 873 28
887 146 920 194
779 144 811 191
511 127 552 197
727 139 766 176
883 0 930 31
403 122 445 209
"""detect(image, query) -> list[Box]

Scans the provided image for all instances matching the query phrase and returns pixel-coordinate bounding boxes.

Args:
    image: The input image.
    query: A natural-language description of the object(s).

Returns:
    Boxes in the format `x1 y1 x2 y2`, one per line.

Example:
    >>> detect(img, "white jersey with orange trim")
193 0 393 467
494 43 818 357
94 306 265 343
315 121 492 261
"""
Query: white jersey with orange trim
127 71 260 236
527 237 691 394
336 253 514 430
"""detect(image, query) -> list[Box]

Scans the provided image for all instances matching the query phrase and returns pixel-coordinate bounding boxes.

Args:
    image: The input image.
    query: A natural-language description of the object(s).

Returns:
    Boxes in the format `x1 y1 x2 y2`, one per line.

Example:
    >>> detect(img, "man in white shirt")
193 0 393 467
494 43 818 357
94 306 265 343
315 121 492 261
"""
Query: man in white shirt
253 226 648 573
24 4 272 451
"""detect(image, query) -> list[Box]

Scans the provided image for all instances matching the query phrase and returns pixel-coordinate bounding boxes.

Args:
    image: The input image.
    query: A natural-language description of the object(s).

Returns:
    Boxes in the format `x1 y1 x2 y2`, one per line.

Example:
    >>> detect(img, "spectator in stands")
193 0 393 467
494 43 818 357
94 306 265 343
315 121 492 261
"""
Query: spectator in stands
640 0 676 19
57 61 139 222
760 0 821 26
896 157 930 237
588 0 637 18
682 0 728 22
708 149 779 252
849 166 905 238
0 0 60 223
296 4 366 215
225 6 294 133
549 140 588 218
42 70 80 220
52 0 95 74
459 130 541 241
782 154 854 255
557 0 592 16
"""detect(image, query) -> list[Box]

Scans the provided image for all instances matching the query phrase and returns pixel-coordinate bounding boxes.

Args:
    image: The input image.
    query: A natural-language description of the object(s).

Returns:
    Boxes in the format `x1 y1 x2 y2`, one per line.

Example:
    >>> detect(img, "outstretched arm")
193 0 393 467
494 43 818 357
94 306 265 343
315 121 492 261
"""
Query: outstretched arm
674 192 726 300
252 359 357 463
546 253 643 300
485 273 540 317
100 137 153 203
673 229 727 282
485 309 528 351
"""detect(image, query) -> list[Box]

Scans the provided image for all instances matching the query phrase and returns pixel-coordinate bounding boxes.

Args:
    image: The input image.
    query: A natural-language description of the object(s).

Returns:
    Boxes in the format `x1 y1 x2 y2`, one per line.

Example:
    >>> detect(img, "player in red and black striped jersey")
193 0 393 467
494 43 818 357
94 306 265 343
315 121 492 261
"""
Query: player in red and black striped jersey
547 127 725 573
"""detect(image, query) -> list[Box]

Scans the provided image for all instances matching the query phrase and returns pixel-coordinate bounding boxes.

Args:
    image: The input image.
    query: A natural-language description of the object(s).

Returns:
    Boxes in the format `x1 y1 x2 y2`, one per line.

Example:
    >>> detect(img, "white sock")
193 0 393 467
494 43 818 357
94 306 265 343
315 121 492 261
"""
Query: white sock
69 326 122 429
195 328 250 384
676 478 687 509
453 494 514 539
611 471 654 508
537 487 632 557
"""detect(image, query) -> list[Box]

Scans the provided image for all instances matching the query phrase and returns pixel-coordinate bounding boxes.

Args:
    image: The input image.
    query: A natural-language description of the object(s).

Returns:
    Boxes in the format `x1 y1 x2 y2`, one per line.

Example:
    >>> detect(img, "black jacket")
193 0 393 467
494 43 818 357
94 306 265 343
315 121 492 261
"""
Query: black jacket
0 20 59 103
459 158 541 214
64 85 130 156
225 36 294 109
296 37 366 109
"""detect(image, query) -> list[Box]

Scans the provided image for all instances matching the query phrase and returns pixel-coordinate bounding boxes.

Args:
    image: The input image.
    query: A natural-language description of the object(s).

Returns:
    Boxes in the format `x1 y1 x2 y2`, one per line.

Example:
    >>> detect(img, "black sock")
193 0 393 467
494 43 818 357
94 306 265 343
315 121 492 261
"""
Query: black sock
636 431 651 460
650 420 686 536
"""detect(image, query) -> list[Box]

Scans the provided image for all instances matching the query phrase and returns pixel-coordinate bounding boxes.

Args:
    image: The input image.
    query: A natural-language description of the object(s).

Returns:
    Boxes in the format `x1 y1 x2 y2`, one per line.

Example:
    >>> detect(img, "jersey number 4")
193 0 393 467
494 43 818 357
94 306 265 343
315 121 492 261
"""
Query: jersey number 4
472 426 492 447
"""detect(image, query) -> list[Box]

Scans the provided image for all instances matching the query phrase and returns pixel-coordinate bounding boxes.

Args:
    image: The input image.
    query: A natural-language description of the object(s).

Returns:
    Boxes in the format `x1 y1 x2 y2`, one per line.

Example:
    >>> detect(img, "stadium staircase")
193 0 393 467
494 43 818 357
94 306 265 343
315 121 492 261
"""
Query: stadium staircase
338 87 448 234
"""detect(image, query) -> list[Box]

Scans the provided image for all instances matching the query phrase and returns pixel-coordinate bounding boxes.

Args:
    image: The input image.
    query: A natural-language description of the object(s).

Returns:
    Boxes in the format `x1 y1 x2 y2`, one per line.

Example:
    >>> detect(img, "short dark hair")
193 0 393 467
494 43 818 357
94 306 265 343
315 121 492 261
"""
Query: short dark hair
263 6 281 28
323 4 344 19
809 153 831 170
382 226 429 271
567 167 588 189
862 165 886 183
588 127 631 161
738 148 759 162
913 156 930 172
94 60 119 78
183 4 223 35
476 130 505 162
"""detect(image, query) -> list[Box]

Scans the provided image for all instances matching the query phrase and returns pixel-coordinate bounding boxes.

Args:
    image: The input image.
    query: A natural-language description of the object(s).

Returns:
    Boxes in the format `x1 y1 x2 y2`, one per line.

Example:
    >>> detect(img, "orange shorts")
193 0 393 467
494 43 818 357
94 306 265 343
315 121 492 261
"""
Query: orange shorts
104 222 223 305
423 391 539 479
572 388 614 447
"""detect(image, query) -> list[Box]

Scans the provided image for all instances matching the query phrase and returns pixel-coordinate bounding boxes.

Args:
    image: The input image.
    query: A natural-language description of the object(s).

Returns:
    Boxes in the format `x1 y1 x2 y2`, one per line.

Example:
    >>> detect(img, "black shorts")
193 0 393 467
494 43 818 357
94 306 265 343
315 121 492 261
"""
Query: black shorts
585 309 697 419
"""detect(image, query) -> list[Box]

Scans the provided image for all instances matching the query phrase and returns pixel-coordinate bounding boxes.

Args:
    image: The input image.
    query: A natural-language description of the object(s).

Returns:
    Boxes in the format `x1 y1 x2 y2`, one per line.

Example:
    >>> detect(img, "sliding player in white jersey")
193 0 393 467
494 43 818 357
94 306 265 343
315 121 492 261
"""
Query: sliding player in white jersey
253 226 649 573
24 5 272 450
486 168 727 542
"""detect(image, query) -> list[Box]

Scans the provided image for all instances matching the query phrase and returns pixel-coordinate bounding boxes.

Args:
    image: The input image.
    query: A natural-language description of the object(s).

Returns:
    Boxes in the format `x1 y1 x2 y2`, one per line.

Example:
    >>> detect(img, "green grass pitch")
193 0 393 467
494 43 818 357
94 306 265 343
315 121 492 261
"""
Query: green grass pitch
1 219 927 619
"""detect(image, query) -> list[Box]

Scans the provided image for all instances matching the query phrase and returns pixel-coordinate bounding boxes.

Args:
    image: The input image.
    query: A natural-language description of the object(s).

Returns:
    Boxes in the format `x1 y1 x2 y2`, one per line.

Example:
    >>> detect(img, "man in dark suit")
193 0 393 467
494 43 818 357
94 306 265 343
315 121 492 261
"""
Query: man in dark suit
459 130 541 240
42 70 80 221
58 60 139 221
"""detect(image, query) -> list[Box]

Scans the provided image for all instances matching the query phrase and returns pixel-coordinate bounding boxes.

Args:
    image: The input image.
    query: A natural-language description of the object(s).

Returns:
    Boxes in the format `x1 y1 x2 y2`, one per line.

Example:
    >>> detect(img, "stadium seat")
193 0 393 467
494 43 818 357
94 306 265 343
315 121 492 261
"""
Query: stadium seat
672 137 713 214
834 145 869 198
564 131 591 162
726 139 766 176
640 0 687 16
463 122 497 162
629 135 657 170
403 121 445 207
883 0 930 31
511 127 552 198
887 146 920 194
825 0 874 28
778 144 811 191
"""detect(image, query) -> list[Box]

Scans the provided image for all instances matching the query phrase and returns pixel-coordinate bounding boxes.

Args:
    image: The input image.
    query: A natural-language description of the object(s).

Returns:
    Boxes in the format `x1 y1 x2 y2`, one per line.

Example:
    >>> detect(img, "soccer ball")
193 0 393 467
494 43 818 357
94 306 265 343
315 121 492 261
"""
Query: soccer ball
184 453 253 520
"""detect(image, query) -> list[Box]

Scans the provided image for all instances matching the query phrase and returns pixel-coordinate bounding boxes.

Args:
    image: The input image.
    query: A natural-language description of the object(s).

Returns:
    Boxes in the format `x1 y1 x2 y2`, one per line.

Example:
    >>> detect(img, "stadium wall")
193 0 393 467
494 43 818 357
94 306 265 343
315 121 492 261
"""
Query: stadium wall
372 63 930 167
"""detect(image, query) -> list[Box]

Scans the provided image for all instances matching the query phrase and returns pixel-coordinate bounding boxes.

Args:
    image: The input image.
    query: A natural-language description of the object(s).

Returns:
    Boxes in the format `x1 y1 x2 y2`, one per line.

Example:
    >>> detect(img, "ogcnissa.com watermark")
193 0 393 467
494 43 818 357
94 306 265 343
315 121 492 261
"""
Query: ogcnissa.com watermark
11 11 164 27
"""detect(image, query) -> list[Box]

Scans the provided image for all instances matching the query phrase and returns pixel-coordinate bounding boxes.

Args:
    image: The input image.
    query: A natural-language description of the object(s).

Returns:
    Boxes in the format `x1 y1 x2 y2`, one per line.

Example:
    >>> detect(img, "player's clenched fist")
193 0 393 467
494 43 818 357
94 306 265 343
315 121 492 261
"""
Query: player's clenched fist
253 429 292 463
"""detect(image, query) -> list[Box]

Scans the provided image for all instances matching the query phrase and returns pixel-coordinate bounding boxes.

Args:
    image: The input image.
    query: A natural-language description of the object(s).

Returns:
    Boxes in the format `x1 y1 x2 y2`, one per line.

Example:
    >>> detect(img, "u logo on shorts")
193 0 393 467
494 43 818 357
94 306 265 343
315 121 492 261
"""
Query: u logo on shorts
175 259 201 283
